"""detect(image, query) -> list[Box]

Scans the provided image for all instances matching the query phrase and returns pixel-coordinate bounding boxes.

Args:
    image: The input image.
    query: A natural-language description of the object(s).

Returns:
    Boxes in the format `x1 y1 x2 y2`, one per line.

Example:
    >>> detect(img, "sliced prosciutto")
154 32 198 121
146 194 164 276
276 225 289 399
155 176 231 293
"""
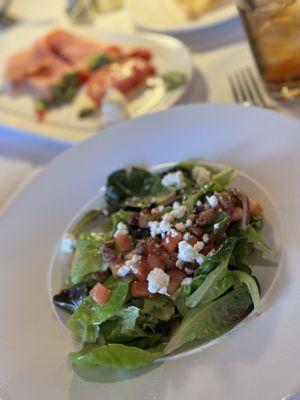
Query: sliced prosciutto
87 57 156 105
5 39 72 99
44 29 154 68
44 29 105 68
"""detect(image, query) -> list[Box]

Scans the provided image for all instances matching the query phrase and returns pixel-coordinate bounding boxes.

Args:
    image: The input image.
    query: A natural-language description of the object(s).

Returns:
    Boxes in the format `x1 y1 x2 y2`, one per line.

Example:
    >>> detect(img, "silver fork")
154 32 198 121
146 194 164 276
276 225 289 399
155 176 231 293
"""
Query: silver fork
228 67 271 108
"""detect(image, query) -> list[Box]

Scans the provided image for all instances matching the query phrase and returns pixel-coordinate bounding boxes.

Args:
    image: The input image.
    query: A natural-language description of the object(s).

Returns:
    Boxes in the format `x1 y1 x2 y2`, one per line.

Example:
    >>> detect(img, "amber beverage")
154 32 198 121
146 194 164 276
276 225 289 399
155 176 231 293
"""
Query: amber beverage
237 0 300 99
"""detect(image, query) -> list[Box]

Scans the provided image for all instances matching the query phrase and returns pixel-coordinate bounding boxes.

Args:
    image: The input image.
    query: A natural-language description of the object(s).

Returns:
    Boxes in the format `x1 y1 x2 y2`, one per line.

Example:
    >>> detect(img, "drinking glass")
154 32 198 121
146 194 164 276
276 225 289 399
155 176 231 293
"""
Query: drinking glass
237 0 300 99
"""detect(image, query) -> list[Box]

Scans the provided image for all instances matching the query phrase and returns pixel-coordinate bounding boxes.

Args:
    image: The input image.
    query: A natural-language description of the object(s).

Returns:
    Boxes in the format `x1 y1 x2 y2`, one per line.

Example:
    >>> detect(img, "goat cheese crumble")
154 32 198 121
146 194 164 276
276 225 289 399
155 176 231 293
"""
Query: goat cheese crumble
202 233 209 243
181 277 193 286
176 259 184 269
114 222 129 238
185 219 192 227
175 222 186 232
178 240 204 262
185 267 194 275
60 233 76 254
148 205 187 238
117 255 142 278
147 268 170 294
161 171 185 188
183 232 191 241
192 166 211 185
206 194 219 208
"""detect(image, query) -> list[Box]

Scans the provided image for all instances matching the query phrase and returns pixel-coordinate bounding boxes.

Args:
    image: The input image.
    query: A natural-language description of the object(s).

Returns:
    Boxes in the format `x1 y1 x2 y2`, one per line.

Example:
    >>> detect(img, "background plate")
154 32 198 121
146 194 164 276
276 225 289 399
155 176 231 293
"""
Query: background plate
127 0 237 33
1 104 300 400
0 27 192 142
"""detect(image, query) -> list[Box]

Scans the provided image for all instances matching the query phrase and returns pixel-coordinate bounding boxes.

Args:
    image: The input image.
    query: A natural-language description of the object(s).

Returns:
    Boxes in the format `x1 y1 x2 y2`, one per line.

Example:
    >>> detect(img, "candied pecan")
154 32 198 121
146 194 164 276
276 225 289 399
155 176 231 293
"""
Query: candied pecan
188 225 204 238
202 242 215 256
147 238 162 256
150 210 160 219
103 239 115 247
135 241 148 256
99 241 116 262
138 212 152 228
188 213 197 221
231 207 243 222
217 192 234 215
128 212 139 226
196 208 216 226
92 271 109 283
230 188 250 230
161 251 178 270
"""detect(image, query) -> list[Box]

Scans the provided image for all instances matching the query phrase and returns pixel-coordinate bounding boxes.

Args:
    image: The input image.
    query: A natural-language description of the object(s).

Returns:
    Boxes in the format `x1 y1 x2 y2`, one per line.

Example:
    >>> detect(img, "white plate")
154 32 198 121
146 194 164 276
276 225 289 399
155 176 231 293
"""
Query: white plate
0 26 192 142
126 0 237 34
1 104 300 400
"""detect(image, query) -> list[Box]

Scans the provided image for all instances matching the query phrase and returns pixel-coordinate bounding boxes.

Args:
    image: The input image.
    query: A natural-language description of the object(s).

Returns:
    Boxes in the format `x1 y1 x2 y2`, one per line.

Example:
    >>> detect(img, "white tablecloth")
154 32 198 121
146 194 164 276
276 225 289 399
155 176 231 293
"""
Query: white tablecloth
1 1 299 211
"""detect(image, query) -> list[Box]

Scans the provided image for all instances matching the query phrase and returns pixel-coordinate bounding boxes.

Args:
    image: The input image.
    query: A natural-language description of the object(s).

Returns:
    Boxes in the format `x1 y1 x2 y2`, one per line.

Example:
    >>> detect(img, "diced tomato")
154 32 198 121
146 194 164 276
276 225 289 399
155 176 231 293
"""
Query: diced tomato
202 242 214 256
147 239 162 256
36 109 46 122
90 282 111 304
167 269 187 295
147 254 165 271
161 251 178 270
115 234 133 252
79 69 91 83
131 281 151 298
162 232 182 252
87 58 156 105
249 198 263 215
188 235 198 246
131 259 148 281
127 48 152 61
110 261 123 279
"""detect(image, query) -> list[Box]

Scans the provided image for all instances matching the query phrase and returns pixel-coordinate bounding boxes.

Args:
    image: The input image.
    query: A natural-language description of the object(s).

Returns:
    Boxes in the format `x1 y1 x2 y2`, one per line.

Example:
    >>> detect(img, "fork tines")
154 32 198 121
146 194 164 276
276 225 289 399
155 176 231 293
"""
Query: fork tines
229 67 268 108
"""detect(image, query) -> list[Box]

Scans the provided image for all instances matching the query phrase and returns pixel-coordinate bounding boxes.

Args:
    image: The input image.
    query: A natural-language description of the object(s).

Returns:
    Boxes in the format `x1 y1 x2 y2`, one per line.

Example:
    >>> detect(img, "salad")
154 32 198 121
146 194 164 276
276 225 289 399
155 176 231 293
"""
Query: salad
53 161 275 370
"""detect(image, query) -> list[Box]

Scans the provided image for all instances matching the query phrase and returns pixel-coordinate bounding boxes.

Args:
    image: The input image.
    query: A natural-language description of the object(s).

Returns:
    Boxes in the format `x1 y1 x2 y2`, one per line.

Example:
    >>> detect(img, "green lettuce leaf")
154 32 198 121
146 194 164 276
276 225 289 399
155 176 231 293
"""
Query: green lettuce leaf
183 165 236 213
203 273 236 302
185 255 231 308
245 225 276 257
173 284 193 316
70 209 107 237
101 306 143 342
211 166 237 191
71 232 109 284
111 210 131 230
213 211 230 235
127 334 162 349
231 270 261 314
143 296 175 321
196 237 237 275
67 319 99 343
67 277 131 343
69 344 163 370
164 286 252 354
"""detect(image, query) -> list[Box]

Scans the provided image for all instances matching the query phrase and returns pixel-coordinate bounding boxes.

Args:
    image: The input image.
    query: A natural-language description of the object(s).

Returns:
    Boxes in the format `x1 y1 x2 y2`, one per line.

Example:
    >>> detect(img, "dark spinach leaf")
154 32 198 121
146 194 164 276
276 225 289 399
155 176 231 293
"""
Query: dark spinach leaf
53 281 93 313
105 167 165 210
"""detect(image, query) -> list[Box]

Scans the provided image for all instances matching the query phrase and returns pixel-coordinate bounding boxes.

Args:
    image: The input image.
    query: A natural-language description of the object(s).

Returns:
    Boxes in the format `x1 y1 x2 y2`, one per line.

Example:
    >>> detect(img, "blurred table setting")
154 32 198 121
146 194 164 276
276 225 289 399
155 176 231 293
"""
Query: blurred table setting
1 0 300 211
